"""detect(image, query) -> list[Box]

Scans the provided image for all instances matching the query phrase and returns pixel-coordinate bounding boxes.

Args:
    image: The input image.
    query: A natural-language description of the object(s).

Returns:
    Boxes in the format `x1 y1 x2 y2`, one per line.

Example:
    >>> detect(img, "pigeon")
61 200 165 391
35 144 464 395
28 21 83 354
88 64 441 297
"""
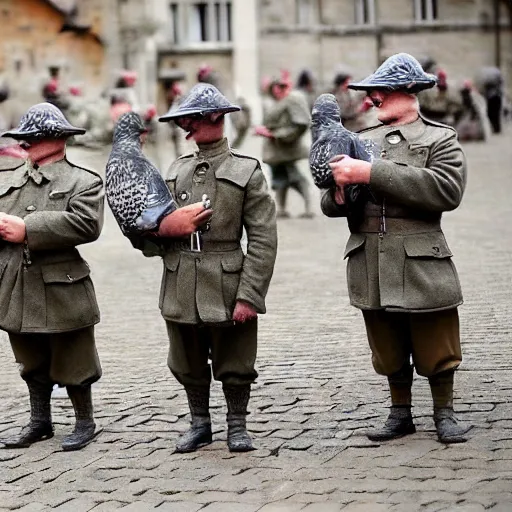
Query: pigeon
309 93 379 229
105 112 178 236
309 93 379 189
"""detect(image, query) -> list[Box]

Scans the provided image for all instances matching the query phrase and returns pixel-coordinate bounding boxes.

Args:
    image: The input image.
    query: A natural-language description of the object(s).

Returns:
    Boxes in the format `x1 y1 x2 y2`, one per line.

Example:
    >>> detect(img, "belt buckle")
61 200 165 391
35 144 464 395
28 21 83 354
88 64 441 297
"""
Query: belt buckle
190 231 202 252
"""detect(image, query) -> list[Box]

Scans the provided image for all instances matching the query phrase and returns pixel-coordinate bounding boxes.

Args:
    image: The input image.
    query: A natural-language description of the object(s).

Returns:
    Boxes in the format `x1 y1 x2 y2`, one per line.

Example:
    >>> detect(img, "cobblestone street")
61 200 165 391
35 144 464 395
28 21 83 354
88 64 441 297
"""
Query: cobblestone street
0 129 511 512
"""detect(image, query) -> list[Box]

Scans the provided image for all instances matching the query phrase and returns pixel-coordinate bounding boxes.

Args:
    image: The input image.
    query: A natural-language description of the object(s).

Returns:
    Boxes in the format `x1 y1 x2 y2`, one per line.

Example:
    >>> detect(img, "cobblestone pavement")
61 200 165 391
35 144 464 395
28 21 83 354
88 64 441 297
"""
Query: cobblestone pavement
0 129 511 512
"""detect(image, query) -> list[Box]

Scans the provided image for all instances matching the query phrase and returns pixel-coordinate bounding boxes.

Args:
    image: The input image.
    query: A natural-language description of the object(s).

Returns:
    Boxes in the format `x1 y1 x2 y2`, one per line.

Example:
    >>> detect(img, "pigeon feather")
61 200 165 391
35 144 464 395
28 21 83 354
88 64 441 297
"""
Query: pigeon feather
105 112 177 235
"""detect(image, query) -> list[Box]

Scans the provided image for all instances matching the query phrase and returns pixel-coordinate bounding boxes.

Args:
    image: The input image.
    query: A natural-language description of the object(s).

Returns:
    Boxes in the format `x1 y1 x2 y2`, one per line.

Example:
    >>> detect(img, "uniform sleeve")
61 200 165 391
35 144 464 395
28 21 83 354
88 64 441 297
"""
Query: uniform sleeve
321 188 348 218
236 167 278 313
25 179 104 250
271 95 310 144
369 130 467 212
127 235 165 258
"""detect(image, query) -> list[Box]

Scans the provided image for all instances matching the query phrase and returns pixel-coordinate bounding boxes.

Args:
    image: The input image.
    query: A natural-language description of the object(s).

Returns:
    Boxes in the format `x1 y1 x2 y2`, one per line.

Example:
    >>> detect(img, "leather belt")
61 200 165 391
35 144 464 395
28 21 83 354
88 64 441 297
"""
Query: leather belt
358 216 441 234
168 237 240 253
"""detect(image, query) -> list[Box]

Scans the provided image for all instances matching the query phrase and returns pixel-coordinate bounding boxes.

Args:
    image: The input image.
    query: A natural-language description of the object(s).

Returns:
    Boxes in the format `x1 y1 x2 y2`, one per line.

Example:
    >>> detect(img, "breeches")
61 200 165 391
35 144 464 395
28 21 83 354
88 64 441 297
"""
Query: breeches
166 320 258 387
8 326 102 386
270 162 307 191
362 308 462 377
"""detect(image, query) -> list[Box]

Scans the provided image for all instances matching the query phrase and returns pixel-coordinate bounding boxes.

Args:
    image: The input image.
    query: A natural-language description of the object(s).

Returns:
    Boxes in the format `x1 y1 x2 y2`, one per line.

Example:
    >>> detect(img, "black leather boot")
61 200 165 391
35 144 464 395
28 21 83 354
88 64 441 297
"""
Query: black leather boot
62 385 96 451
433 407 471 444
429 370 471 444
223 385 255 452
175 386 212 453
3 380 53 448
366 406 416 442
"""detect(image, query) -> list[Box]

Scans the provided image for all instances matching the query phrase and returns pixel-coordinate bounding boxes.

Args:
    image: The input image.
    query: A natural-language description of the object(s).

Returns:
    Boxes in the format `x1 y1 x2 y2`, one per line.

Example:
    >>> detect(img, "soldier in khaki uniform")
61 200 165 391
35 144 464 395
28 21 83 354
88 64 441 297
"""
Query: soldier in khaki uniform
135 84 277 453
0 103 104 451
322 54 470 444
255 78 313 219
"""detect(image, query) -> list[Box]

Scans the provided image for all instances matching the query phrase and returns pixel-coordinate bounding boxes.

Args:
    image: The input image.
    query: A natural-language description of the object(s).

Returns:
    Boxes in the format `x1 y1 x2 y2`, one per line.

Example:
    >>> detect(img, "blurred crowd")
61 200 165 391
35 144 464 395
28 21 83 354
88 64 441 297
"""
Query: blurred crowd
0 56 509 154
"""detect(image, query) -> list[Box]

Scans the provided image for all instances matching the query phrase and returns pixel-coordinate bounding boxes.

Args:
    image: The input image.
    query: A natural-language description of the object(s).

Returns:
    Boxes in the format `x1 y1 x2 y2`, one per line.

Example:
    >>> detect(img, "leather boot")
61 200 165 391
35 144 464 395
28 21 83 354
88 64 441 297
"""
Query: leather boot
175 386 212 453
366 406 416 441
366 365 415 442
62 385 96 451
3 380 53 448
429 370 471 444
223 385 255 452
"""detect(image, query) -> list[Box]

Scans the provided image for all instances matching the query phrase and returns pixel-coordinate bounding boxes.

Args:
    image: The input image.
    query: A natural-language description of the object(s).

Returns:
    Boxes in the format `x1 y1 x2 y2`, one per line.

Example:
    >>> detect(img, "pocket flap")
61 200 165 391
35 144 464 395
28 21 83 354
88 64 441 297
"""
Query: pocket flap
221 252 244 272
42 260 91 284
165 170 179 183
163 251 181 271
404 233 453 258
343 234 366 259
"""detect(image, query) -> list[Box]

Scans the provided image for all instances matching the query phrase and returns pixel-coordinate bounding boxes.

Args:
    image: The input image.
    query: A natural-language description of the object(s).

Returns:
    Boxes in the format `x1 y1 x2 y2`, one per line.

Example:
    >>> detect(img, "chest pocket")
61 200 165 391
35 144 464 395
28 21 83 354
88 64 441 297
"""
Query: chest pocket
385 142 430 169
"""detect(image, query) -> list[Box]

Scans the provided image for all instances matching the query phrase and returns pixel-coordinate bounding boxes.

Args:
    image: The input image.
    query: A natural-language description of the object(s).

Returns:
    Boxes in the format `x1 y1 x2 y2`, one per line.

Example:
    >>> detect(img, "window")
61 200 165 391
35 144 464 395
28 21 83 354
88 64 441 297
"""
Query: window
296 0 315 26
169 2 179 44
187 1 232 43
355 0 375 25
414 0 438 22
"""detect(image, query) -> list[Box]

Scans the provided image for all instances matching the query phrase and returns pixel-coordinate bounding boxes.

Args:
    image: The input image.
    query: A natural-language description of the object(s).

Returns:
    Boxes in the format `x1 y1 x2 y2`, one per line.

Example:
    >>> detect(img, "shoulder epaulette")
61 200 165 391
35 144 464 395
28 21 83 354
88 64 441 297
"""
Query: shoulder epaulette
66 158 103 181
176 152 194 160
230 150 260 167
356 123 385 134
419 114 457 133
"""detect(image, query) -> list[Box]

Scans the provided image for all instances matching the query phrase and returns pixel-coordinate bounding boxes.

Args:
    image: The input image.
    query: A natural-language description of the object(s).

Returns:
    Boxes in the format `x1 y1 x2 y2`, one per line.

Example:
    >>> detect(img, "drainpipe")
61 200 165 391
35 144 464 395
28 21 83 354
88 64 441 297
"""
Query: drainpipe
494 0 501 68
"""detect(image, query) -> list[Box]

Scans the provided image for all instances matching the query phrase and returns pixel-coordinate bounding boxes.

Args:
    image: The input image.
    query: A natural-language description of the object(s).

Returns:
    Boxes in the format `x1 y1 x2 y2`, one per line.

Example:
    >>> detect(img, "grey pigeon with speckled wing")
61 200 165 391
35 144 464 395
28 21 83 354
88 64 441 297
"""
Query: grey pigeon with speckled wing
309 93 379 189
106 112 177 236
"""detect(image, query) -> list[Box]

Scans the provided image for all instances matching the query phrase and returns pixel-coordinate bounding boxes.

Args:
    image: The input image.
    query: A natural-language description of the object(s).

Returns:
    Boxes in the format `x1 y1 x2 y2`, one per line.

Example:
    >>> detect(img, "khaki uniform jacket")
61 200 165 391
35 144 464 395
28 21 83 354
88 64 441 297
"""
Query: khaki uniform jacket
0 158 104 333
322 116 467 313
262 91 311 165
136 138 278 325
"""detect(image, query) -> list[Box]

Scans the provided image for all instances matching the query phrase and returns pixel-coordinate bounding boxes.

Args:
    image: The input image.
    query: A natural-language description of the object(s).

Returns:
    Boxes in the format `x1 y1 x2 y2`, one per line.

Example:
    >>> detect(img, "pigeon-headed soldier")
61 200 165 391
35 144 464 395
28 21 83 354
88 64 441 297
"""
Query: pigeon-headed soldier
321 53 470 444
0 103 103 451
134 83 277 453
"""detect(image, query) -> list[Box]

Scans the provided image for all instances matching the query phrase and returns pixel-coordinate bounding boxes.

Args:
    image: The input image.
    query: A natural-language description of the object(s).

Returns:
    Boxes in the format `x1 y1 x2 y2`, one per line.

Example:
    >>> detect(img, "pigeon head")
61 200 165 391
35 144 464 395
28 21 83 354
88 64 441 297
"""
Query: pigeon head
312 94 342 128
113 112 146 144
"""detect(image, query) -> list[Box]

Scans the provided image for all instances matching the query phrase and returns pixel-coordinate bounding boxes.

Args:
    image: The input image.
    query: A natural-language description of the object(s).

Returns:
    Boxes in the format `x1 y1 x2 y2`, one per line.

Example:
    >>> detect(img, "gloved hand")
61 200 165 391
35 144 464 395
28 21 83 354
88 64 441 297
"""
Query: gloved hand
232 301 258 323
158 202 212 238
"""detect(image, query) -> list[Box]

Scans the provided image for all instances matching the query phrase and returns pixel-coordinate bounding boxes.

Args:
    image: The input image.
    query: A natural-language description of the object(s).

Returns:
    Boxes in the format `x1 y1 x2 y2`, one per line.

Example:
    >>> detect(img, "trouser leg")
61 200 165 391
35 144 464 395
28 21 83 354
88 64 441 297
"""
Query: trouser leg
211 320 258 452
62 385 97 451
166 322 213 452
291 174 313 217
50 327 102 386
362 311 416 441
3 334 54 448
409 309 469 444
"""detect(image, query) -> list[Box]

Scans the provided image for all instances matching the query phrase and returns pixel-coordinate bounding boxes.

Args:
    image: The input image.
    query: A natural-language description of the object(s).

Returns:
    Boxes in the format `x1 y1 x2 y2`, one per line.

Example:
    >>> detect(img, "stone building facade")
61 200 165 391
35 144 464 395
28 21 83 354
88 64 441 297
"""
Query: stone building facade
0 0 106 103
259 0 512 93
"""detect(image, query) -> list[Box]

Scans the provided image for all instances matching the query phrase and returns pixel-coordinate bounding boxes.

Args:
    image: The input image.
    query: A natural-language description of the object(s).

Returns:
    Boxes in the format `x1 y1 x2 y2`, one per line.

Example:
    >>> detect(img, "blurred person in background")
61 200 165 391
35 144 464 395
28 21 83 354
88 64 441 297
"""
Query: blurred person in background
296 69 317 110
42 66 69 111
418 69 463 127
456 79 491 142
477 67 504 134
333 70 366 132
255 75 313 219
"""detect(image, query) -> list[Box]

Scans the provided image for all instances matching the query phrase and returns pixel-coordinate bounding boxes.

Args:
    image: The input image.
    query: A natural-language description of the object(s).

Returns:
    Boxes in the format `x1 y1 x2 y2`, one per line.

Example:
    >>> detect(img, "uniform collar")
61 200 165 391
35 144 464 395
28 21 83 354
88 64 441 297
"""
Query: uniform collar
24 159 56 184
382 116 426 143
196 138 229 159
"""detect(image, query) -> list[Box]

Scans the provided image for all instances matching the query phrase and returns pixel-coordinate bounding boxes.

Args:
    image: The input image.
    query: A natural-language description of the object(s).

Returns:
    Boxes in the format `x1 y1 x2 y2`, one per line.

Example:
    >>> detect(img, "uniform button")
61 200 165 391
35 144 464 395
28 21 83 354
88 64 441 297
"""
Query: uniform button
26 205 36 212
432 246 440 253
66 274 74 282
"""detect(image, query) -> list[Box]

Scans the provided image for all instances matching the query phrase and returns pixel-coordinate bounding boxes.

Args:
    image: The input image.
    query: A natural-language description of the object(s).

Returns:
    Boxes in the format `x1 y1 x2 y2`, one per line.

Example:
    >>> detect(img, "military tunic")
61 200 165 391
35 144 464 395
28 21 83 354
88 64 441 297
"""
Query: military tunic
262 91 310 191
322 115 466 377
137 138 277 387
0 158 104 385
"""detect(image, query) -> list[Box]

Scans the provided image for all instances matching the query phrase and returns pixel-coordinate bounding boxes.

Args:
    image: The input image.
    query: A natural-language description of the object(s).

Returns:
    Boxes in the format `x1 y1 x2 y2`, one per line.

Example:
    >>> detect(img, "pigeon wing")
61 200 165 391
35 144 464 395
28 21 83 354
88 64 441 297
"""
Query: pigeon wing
132 155 176 232
106 156 149 235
